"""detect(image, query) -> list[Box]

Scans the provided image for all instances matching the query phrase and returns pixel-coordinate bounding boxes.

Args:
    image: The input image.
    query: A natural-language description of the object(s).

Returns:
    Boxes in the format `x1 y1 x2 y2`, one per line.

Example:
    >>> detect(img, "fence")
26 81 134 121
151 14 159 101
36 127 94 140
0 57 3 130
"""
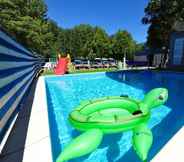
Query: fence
0 29 44 143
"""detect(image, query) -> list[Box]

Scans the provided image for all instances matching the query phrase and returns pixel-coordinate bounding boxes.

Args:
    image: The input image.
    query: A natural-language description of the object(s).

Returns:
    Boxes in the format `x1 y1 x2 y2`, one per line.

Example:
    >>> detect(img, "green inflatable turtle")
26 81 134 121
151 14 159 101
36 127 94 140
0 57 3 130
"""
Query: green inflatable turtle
56 88 168 162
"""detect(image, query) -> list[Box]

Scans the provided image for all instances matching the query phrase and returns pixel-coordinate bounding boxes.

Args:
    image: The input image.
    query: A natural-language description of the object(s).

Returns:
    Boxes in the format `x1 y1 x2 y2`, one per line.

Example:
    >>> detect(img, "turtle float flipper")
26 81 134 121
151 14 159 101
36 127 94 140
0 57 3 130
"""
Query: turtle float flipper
132 124 153 162
56 129 103 162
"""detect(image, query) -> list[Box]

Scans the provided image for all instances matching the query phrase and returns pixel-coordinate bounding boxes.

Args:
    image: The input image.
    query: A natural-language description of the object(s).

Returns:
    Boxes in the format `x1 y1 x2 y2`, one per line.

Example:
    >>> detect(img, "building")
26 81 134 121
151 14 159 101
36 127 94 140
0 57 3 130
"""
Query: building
134 49 162 67
170 32 184 66
134 52 147 62
169 21 184 66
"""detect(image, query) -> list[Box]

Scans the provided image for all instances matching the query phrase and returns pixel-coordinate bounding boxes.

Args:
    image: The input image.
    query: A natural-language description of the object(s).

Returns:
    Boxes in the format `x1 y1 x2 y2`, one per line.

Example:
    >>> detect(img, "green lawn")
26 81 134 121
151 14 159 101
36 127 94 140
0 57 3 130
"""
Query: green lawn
42 69 55 75
70 68 118 74
42 68 118 76
42 67 184 76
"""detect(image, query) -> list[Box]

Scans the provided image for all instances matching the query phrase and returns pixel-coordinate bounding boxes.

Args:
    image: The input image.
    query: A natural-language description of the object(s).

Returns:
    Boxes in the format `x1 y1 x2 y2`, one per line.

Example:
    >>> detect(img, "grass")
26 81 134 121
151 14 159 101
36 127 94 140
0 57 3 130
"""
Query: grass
42 66 184 76
42 69 55 75
41 68 118 76
70 68 118 74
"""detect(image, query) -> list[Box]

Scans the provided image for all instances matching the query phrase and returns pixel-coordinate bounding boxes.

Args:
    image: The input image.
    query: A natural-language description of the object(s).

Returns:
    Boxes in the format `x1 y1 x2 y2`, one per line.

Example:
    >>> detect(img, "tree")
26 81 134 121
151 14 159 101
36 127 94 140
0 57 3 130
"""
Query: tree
142 0 184 49
0 0 138 59
0 0 61 57
59 29 74 58
59 24 95 59
82 27 110 60
26 0 48 19
59 25 111 60
72 24 94 58
47 20 65 57
111 30 135 61
135 43 145 53
142 0 184 66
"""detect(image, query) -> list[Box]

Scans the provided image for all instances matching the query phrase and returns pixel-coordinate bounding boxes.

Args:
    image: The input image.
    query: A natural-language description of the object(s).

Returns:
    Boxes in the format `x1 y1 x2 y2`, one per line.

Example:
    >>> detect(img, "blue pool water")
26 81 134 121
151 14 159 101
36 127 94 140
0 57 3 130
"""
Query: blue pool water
45 71 184 162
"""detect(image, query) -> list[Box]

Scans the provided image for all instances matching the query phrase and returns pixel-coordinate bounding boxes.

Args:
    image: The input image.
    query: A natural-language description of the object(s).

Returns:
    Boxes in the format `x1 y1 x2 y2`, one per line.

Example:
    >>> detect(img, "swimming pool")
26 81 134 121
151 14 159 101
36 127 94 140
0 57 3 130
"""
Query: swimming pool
45 71 184 162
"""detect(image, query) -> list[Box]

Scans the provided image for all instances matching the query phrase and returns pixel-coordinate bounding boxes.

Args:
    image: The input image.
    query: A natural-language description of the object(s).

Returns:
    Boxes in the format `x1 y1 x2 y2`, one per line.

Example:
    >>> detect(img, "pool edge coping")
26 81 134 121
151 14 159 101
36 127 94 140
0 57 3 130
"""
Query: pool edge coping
22 76 53 162
151 126 184 162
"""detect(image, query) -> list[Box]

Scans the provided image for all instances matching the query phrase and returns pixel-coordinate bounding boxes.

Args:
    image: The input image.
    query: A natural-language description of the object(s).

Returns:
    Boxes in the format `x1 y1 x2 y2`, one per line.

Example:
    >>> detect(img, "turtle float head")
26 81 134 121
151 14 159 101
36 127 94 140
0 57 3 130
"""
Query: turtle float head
140 88 168 114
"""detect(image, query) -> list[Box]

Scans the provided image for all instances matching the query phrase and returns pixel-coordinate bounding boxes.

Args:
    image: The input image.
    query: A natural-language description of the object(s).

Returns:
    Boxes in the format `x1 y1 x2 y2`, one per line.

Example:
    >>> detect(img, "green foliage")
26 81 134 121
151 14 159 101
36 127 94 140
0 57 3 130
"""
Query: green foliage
135 43 145 52
72 24 94 58
0 0 138 60
59 25 94 59
59 26 137 61
82 27 110 60
0 0 61 57
59 25 111 60
69 68 117 74
111 30 136 60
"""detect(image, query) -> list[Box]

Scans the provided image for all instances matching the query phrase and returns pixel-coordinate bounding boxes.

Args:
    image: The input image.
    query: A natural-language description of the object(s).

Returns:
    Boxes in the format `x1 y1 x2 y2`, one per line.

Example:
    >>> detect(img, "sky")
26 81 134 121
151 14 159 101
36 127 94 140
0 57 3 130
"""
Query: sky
45 0 149 43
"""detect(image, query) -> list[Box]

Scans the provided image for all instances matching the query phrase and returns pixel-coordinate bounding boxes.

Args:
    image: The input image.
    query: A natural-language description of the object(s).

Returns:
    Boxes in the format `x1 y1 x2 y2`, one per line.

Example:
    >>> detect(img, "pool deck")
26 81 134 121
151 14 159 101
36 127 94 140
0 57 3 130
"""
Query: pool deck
1 74 183 162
